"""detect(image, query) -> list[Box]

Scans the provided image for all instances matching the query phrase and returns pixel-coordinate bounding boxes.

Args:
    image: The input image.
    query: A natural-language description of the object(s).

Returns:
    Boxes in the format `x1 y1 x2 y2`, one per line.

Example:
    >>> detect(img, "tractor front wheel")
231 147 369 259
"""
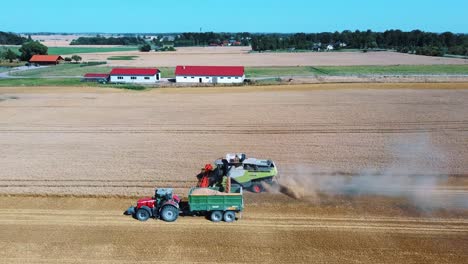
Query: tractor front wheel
210 211 223 222
160 205 179 222
223 211 236 222
136 208 150 221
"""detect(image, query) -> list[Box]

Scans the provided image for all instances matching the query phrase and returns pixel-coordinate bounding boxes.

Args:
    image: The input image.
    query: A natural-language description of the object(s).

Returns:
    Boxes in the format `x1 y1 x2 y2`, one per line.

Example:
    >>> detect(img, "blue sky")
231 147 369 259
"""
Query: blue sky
1 0 467 33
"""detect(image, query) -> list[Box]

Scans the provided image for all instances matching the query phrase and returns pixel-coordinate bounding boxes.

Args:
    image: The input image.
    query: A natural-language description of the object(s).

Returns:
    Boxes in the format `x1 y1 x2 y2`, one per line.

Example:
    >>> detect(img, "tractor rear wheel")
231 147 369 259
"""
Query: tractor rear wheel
210 211 223 222
136 208 150 221
160 205 179 222
223 211 236 222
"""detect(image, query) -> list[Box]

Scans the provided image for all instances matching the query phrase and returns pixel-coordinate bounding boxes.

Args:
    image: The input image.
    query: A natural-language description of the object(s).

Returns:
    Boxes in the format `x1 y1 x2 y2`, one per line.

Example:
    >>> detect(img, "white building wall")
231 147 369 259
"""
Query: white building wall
176 75 244 84
110 73 160 83
217 75 245 84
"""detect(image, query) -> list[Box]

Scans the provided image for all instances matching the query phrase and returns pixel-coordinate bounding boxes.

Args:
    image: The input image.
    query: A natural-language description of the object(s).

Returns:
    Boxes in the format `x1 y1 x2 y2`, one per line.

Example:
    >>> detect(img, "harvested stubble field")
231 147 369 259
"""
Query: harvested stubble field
78 46 468 67
0 83 467 263
0 195 467 263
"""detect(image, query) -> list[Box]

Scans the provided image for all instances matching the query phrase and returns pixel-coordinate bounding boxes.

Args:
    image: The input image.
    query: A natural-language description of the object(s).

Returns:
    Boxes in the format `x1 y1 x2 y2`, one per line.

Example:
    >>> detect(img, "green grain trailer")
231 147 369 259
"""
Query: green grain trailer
187 187 244 222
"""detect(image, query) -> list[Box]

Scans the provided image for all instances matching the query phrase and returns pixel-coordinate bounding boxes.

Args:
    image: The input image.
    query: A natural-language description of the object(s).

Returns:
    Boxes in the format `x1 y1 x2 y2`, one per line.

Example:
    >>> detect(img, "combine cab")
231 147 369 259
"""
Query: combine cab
197 153 278 193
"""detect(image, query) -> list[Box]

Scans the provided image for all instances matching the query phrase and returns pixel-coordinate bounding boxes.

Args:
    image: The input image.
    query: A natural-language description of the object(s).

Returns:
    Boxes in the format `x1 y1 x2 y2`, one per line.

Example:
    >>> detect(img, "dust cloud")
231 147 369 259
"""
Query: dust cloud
275 135 467 209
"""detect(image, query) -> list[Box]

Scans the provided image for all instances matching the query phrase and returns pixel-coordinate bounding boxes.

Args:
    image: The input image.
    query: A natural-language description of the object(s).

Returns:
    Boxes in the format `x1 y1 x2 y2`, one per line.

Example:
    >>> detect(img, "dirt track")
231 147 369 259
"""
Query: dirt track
0 195 467 264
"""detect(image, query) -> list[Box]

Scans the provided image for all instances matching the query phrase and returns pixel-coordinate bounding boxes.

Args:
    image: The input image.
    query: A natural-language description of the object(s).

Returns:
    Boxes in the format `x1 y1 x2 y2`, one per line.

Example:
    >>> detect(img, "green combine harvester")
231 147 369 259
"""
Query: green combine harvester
197 153 278 193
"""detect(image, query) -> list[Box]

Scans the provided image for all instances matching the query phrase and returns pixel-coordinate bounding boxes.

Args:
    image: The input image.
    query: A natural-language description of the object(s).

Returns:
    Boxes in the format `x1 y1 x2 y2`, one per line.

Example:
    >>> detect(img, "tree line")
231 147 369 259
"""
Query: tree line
0 31 27 45
171 32 251 47
0 41 48 62
2 30 468 58
251 30 468 56
70 36 146 45
0 41 82 63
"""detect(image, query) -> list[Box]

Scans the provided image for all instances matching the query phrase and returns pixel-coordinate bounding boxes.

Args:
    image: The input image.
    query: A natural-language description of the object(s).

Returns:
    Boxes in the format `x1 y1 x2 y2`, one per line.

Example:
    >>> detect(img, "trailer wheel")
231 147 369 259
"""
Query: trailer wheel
210 211 223 222
160 205 179 222
223 211 236 222
136 208 150 221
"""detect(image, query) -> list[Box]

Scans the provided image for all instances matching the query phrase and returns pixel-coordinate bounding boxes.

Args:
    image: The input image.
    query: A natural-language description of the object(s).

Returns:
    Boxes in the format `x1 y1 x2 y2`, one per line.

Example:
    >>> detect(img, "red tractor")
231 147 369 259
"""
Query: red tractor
125 188 180 222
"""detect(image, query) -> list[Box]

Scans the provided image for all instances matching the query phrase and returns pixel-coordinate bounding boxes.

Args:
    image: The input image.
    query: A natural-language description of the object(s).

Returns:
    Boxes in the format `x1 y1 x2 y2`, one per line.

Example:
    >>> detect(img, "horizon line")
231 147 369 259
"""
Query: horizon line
7 30 468 35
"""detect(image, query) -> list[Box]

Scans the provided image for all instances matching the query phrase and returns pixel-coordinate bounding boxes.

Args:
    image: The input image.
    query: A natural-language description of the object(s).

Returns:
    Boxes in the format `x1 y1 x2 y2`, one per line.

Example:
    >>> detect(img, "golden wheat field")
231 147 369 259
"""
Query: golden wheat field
78 46 468 67
0 83 467 263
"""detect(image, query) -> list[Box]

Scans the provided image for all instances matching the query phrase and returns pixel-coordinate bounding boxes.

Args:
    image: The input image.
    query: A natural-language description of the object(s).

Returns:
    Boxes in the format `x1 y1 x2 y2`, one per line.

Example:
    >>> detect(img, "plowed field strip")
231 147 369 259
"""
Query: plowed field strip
0 179 195 183
0 209 466 233
0 183 193 188
0 179 195 189
2 173 466 180
0 258 202 264
2 120 467 134
1 127 467 134
1 181 465 192
1 120 467 127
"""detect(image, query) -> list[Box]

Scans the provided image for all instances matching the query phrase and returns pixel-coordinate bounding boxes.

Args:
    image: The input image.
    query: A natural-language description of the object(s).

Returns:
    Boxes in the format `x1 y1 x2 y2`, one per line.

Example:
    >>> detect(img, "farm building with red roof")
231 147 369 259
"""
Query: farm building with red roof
175 66 245 84
109 68 161 83
29 55 63 65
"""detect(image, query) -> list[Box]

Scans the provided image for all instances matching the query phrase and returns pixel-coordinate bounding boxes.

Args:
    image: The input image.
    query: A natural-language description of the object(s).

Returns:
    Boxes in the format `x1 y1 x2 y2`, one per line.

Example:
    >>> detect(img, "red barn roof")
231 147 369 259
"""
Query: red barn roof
175 66 244 77
84 73 110 78
29 55 63 62
110 68 159 76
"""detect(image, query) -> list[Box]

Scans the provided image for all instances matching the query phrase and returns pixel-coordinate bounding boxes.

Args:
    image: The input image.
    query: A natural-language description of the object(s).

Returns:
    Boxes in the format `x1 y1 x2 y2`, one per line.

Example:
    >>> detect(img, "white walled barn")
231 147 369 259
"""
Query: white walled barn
109 68 161 84
175 66 245 84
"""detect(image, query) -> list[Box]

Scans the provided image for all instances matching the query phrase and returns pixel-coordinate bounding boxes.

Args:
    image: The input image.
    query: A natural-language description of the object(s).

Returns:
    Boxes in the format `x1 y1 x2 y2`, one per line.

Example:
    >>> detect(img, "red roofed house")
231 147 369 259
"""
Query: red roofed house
109 68 161 83
29 55 64 65
175 66 245 84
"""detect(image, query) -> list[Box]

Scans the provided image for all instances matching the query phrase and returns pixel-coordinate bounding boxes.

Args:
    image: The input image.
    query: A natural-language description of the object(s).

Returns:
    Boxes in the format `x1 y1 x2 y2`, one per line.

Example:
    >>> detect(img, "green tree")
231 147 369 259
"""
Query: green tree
71 55 82 63
4 49 17 62
139 43 151 52
19 41 48 61
64 57 72 62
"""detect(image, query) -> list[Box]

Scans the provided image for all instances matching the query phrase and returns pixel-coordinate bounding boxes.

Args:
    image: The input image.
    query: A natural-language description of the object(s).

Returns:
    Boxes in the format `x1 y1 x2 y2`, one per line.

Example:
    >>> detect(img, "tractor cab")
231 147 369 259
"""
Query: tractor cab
155 188 176 203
